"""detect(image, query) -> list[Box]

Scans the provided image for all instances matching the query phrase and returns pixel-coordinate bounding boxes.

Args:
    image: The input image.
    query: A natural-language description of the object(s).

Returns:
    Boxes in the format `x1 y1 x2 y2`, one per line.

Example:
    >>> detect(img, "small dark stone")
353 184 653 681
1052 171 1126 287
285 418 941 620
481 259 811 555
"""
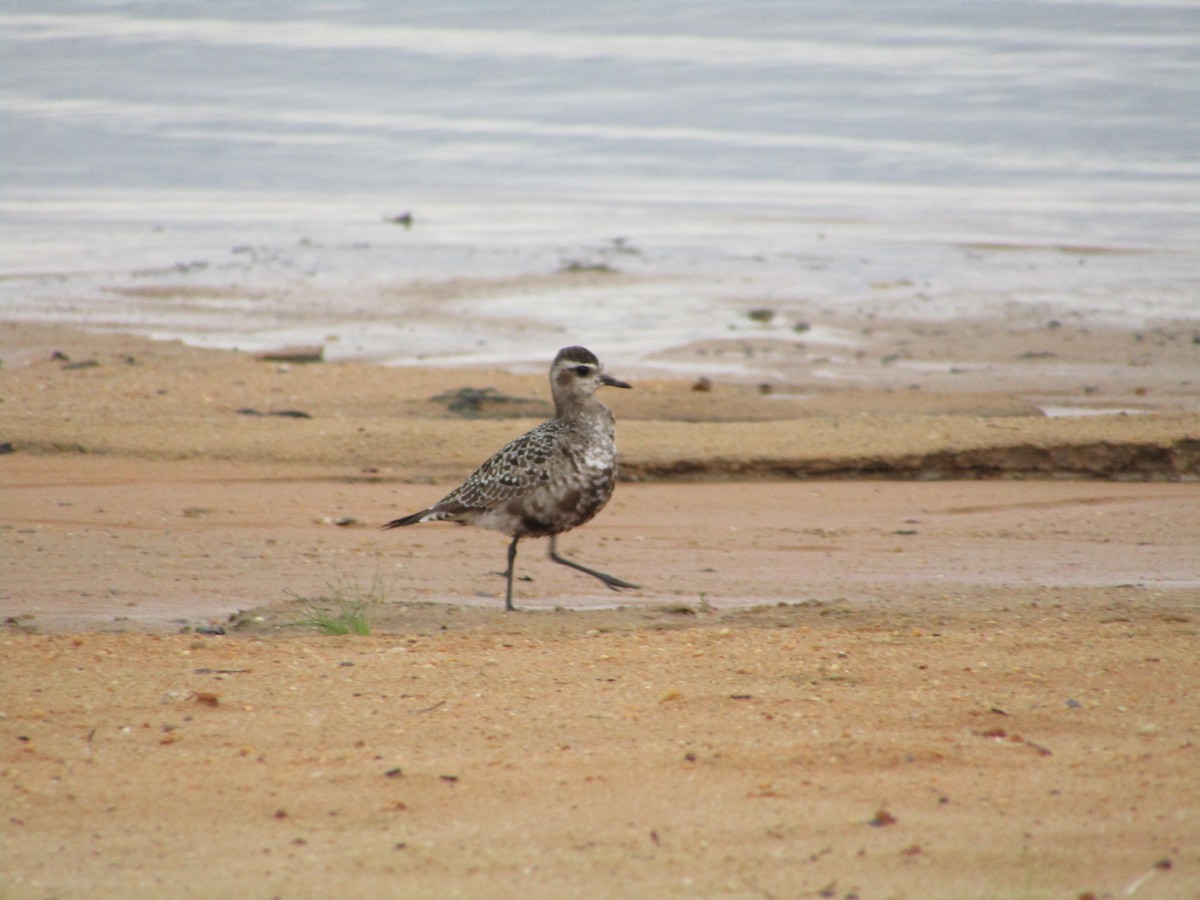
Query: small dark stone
431 386 542 419
235 408 313 419
255 347 324 364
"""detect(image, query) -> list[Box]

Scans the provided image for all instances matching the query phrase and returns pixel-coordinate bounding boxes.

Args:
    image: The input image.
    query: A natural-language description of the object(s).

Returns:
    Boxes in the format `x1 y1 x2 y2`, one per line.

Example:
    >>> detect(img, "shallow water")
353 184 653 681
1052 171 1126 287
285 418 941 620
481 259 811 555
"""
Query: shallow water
3 1 1198 375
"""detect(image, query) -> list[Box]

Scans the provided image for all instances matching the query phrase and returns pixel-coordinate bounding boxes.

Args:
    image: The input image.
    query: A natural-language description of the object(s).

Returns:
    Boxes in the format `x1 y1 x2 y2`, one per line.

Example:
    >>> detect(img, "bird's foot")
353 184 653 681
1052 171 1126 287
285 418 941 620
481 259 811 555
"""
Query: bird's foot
600 574 640 591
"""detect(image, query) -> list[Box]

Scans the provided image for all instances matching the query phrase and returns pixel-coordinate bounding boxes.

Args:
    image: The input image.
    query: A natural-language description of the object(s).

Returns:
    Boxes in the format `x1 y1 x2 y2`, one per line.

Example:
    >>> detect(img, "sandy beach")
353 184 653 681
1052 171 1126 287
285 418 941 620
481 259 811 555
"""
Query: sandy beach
6 4 1199 895
2 320 1199 897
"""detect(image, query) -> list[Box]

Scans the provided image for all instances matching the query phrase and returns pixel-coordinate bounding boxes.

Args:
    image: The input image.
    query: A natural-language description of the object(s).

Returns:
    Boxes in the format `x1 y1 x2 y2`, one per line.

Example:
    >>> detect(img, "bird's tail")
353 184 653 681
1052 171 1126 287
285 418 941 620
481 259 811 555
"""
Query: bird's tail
381 510 430 530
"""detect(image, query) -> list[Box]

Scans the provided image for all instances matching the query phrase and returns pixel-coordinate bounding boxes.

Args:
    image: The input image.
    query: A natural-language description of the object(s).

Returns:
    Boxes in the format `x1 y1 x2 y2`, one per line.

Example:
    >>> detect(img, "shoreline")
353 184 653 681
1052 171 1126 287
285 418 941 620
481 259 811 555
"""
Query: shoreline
4 316 1199 632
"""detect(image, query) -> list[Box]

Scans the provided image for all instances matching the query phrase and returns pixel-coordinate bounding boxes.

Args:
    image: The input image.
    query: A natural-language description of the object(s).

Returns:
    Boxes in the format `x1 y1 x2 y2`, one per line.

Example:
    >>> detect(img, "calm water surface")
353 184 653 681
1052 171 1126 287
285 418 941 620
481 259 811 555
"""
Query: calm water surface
2 1 1197 370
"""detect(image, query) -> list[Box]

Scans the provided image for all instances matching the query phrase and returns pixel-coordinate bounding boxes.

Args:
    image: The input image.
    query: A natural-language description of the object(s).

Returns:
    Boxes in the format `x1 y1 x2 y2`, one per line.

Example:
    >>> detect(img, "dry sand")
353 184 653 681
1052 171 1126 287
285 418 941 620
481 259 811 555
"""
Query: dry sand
2 321 1199 898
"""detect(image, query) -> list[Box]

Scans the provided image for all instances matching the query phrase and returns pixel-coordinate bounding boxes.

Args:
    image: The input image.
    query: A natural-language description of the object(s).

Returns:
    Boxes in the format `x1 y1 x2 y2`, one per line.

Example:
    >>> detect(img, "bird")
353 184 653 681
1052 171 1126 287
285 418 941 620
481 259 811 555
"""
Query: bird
383 345 639 611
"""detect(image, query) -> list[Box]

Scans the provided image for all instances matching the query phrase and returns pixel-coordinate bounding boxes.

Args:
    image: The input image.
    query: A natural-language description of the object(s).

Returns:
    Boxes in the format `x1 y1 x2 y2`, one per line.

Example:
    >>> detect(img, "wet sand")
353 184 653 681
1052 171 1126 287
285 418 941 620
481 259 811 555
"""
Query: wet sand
2 321 1199 897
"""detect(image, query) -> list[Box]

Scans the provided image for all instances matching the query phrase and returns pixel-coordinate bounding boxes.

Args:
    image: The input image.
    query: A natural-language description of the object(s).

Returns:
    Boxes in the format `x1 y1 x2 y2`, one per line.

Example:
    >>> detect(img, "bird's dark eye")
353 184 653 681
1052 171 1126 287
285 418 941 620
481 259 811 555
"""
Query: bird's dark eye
574 365 591 377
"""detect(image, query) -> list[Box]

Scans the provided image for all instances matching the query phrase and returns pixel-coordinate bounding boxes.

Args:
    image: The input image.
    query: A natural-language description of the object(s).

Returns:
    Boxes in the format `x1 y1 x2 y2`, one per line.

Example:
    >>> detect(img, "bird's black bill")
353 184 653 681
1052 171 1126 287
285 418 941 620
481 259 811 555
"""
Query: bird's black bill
598 374 632 389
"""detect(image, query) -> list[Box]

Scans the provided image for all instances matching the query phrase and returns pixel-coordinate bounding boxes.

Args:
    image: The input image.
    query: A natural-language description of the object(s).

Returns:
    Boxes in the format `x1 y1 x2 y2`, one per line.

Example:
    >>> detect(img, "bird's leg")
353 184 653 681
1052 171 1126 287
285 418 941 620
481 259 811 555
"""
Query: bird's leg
548 535 640 591
503 535 520 611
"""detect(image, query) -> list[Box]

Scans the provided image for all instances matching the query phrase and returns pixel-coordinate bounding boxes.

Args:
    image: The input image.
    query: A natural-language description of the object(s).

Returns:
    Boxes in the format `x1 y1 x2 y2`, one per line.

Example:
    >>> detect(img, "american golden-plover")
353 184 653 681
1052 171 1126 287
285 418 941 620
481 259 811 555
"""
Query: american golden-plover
383 346 639 610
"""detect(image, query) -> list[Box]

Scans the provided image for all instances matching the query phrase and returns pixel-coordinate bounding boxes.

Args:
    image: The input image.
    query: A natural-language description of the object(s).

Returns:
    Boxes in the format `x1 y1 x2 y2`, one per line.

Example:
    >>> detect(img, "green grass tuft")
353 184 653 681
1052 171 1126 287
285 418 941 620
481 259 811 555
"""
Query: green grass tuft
293 599 371 636
288 571 386 636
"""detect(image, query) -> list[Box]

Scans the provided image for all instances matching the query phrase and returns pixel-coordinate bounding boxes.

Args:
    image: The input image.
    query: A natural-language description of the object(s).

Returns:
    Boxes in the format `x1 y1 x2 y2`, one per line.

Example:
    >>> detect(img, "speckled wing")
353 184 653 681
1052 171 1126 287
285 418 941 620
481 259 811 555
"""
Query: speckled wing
444 421 565 510
383 421 565 528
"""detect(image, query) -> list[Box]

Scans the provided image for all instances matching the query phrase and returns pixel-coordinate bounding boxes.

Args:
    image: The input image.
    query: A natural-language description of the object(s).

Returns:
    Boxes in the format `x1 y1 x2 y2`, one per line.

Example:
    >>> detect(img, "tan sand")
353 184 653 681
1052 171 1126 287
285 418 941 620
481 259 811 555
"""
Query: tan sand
2 322 1198 897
